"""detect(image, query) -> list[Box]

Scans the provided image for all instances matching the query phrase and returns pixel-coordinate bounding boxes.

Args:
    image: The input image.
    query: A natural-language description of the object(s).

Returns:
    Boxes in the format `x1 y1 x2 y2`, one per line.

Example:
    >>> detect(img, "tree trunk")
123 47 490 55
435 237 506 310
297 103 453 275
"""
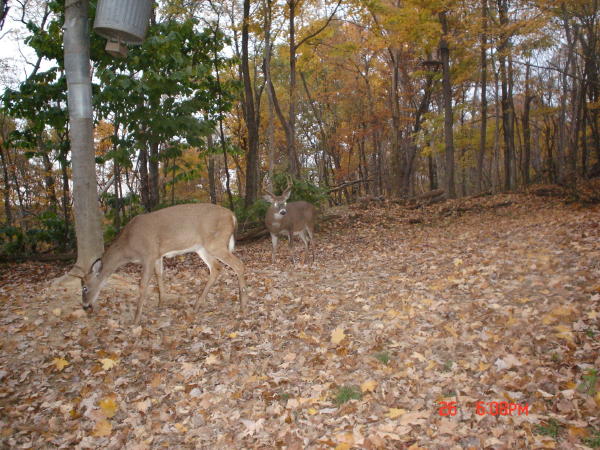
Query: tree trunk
207 133 217 204
522 61 533 186
477 0 488 192
0 142 12 225
263 0 275 191
241 0 260 207
148 141 160 209
60 155 71 247
497 0 515 191
41 151 59 211
64 0 104 275
389 47 403 197
439 11 456 198
287 0 300 178
138 145 150 211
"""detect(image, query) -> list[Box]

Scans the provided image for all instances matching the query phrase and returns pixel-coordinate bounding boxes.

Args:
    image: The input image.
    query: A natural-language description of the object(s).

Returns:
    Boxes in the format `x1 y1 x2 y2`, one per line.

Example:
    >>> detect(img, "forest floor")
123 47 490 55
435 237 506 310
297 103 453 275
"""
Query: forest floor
0 192 599 449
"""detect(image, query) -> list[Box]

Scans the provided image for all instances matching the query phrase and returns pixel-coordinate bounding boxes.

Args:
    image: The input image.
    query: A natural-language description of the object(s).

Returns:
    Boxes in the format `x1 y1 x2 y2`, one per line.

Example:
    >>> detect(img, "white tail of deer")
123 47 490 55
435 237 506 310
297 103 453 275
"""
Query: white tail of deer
263 178 316 264
78 203 248 324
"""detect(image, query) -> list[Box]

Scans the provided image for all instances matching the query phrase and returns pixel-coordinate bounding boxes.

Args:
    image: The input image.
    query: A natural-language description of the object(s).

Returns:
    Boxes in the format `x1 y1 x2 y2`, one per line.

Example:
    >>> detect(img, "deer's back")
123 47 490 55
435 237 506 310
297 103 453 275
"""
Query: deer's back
116 203 235 258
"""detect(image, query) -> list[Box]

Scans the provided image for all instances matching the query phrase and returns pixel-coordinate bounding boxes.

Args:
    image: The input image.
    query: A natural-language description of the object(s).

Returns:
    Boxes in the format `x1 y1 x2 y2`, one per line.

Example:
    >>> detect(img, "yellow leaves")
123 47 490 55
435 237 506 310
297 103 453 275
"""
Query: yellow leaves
478 361 491 372
92 419 112 437
386 408 406 419
228 332 238 339
307 407 318 415
542 305 576 325
174 423 188 433
52 357 69 371
98 395 118 418
554 324 575 344
443 324 458 338
331 326 346 345
386 309 401 318
595 391 600 408
411 352 426 362
361 380 377 393
99 358 118 371
334 443 351 450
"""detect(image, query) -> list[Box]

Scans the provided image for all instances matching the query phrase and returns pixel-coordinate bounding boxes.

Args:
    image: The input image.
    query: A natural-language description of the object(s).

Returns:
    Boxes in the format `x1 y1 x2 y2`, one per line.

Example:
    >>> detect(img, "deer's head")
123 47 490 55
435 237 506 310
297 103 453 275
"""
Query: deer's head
263 177 292 218
80 258 104 312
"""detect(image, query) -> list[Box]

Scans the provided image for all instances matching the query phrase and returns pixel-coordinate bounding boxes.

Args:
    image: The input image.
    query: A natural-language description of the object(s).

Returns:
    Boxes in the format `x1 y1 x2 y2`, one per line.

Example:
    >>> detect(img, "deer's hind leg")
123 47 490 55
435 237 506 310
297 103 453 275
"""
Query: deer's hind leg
194 249 223 311
270 233 279 263
154 258 166 307
208 246 248 312
298 230 311 264
305 224 315 263
134 263 154 324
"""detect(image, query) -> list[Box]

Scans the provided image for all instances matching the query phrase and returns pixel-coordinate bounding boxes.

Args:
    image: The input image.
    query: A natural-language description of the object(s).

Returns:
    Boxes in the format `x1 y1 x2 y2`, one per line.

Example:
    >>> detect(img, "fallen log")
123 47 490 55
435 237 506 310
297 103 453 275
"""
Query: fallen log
0 252 76 263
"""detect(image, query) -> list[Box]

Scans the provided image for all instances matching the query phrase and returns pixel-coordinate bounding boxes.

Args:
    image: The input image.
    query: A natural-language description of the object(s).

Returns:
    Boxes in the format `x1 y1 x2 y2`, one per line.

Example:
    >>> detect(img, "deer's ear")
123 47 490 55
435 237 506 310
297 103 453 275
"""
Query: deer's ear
91 258 102 275
263 194 274 204
282 189 291 201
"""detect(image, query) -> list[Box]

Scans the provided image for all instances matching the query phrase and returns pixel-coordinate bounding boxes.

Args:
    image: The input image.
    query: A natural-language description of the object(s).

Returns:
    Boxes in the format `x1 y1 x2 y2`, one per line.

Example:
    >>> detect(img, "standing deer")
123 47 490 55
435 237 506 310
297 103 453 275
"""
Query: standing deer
77 203 248 324
263 179 316 264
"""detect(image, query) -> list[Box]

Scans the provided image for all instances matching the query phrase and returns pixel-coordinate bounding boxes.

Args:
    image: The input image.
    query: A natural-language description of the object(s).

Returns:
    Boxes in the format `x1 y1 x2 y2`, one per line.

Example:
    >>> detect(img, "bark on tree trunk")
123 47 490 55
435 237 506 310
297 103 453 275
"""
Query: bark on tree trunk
0 142 12 225
64 0 104 275
149 141 160 209
497 0 515 191
522 62 533 186
41 151 59 211
139 145 150 211
207 133 217 204
439 11 456 198
287 0 300 178
242 0 260 207
477 0 488 192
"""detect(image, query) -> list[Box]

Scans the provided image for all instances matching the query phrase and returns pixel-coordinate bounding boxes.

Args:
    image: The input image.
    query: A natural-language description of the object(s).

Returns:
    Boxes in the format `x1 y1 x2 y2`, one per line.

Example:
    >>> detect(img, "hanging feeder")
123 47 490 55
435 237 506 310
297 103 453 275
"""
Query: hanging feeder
93 0 153 58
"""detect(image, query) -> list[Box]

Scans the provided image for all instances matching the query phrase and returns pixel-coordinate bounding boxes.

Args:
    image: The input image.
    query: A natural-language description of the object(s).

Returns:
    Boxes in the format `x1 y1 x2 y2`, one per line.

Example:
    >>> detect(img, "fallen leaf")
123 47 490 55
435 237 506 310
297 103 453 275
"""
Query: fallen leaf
92 419 112 437
99 358 118 370
205 354 219 365
331 326 345 345
386 408 406 419
361 380 377 393
99 395 118 418
52 358 69 371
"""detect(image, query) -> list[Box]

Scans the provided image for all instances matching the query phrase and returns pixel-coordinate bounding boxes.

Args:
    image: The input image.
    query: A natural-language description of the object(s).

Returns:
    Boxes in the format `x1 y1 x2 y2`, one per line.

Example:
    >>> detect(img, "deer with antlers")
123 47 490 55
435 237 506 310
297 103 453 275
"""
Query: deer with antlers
263 177 316 264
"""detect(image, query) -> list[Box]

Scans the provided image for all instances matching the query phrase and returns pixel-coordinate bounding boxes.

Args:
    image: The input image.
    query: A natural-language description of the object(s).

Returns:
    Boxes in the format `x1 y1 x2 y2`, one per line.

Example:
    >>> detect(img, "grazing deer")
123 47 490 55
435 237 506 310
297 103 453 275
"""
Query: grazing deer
77 203 248 324
263 179 316 264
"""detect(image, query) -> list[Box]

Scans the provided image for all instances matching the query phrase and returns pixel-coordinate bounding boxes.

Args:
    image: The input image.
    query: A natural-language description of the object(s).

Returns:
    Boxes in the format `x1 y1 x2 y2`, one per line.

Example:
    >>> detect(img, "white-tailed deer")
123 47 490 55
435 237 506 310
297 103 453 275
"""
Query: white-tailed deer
78 203 248 324
263 178 316 264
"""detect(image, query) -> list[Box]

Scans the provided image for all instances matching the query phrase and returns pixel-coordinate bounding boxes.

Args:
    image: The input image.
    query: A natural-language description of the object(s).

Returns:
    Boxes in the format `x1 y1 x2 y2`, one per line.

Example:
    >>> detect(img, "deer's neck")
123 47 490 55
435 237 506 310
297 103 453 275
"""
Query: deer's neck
99 244 129 280
268 209 289 229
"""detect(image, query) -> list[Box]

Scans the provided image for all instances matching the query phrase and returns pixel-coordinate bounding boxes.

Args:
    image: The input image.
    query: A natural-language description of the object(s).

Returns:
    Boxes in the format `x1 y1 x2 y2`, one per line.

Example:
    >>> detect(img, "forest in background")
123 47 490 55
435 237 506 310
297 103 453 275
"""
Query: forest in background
0 0 598 257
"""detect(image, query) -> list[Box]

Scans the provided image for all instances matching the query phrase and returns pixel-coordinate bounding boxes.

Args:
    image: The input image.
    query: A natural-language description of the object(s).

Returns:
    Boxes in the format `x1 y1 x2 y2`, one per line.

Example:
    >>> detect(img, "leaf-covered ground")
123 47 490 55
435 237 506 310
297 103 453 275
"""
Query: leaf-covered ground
1 193 599 449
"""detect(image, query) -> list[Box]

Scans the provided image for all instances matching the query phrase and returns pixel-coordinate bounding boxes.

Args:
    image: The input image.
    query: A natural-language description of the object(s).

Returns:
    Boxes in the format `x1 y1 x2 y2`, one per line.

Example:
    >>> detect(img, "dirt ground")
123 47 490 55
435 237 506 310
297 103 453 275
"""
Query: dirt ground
0 193 599 449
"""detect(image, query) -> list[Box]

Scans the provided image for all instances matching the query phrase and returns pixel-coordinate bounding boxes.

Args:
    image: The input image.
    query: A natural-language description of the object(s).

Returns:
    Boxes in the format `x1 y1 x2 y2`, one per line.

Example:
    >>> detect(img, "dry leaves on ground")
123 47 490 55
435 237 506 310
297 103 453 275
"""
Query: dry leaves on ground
0 193 599 448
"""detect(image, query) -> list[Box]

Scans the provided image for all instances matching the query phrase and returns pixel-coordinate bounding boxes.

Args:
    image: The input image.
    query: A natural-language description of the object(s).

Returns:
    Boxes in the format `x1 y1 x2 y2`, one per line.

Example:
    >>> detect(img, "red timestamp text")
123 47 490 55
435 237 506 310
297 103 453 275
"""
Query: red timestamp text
438 401 529 416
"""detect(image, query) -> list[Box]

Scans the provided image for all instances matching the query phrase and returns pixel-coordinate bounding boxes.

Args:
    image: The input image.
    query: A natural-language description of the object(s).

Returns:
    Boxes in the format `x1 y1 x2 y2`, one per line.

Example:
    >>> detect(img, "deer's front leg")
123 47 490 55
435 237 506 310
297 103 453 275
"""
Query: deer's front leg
287 231 296 264
270 233 279 263
154 258 166 307
134 264 153 324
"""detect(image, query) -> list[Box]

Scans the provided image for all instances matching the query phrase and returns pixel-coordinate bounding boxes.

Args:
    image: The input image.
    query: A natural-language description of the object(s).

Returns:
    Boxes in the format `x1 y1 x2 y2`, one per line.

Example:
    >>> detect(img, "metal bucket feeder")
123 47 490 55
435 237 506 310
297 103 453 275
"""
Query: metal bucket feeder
93 0 153 57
